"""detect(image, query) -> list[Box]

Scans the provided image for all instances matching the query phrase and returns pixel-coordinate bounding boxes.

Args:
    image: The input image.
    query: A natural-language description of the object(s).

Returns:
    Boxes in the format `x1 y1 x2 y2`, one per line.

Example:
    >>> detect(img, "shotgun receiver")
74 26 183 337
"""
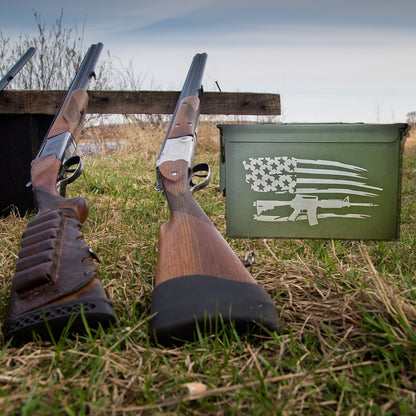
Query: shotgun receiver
150 53 279 345
0 47 36 91
3 43 115 345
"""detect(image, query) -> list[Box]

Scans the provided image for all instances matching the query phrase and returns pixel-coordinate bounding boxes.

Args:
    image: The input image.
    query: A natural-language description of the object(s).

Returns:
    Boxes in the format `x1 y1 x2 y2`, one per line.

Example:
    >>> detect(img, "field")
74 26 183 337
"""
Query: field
0 121 416 415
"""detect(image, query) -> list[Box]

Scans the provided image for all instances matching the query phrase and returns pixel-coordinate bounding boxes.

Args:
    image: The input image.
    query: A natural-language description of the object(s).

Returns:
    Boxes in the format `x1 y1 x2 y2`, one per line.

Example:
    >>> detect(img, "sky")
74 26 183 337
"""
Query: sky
1 0 415 123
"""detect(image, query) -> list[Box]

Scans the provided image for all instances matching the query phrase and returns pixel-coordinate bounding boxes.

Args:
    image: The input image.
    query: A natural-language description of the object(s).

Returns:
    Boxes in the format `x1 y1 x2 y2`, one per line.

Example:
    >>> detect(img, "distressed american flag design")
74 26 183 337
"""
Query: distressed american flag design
242 156 382 197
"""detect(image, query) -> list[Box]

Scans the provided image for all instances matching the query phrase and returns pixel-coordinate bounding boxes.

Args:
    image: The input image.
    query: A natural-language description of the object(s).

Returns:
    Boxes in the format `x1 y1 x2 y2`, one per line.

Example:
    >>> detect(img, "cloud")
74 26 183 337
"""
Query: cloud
82 0 220 33
1 0 415 122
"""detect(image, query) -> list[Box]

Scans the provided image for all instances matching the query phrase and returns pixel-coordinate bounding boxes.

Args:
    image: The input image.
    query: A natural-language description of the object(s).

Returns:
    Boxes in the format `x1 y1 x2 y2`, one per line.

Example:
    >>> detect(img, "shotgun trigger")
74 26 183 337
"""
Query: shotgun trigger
155 171 163 192
56 155 84 197
190 162 210 194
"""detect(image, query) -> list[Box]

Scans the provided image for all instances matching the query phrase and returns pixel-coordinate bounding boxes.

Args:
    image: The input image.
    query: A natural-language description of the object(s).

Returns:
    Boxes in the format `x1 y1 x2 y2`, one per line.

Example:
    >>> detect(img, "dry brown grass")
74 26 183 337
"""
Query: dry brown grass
0 121 416 414
82 117 220 158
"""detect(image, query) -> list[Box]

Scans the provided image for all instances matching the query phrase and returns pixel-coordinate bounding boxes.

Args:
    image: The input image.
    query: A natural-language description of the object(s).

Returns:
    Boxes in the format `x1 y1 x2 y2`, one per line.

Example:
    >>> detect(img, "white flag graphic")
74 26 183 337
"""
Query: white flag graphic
242 156 382 226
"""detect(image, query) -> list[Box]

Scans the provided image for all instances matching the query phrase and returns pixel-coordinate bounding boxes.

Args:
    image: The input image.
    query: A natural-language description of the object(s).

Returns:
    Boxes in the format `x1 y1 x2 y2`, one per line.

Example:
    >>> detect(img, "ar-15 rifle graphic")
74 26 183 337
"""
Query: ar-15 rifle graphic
254 195 377 226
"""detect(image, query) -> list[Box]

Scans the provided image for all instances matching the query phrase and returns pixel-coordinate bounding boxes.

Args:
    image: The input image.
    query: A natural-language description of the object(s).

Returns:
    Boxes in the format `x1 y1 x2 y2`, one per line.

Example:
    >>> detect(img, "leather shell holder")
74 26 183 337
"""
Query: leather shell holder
4 205 99 323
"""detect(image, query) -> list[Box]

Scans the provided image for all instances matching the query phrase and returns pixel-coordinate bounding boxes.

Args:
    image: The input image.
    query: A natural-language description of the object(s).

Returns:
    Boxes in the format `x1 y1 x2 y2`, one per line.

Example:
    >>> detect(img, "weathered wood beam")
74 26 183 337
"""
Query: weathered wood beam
0 90 280 116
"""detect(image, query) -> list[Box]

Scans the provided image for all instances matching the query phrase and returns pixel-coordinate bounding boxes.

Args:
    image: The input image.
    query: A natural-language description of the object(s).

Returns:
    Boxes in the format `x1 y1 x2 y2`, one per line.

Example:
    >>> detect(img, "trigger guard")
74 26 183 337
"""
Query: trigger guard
190 162 211 193
56 155 84 197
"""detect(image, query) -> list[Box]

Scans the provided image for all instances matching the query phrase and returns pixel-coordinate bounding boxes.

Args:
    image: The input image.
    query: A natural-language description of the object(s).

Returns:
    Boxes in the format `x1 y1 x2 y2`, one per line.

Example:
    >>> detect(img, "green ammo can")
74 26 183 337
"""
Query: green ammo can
218 123 409 240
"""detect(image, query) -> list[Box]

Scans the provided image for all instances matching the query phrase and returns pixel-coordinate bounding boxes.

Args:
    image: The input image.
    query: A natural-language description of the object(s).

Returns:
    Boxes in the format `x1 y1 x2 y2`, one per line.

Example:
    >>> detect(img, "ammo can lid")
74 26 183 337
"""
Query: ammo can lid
217 123 409 143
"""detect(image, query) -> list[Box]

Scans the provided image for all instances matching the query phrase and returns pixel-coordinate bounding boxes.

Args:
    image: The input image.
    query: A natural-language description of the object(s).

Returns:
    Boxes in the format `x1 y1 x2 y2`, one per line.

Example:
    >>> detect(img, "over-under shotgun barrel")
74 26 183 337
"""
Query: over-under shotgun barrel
41 42 103 147
0 47 36 91
163 53 207 137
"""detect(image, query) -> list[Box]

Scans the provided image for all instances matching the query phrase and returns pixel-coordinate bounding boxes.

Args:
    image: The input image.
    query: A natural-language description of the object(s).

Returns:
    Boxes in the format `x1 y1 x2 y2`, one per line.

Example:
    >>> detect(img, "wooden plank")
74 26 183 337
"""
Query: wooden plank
0 90 280 116
200 92 280 116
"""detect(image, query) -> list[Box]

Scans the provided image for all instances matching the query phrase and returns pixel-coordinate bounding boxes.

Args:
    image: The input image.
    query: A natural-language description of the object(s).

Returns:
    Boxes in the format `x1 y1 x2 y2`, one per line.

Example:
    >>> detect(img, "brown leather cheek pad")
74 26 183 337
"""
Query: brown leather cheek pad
4 208 97 322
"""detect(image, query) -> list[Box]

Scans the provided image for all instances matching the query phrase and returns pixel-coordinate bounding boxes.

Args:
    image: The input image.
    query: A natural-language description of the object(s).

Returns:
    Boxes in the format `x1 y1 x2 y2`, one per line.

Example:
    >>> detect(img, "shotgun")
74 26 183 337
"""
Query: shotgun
150 53 279 345
0 47 36 91
3 43 115 345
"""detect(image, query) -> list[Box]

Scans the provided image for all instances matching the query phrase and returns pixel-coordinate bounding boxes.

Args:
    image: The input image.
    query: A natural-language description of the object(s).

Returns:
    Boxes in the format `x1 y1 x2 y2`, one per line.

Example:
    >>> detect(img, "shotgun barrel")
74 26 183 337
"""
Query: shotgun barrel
0 47 36 91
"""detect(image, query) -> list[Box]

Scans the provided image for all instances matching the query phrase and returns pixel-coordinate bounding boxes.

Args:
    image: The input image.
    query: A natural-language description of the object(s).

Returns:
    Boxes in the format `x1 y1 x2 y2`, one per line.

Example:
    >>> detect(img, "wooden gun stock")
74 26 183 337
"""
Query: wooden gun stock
156 160 256 286
166 96 200 140
47 88 89 139
3 45 115 345
151 159 279 346
30 88 90 221
30 155 89 222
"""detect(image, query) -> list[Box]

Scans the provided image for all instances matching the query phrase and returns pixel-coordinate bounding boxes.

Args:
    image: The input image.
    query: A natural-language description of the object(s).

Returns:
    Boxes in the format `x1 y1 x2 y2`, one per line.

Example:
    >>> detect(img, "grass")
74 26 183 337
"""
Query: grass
1 121 416 415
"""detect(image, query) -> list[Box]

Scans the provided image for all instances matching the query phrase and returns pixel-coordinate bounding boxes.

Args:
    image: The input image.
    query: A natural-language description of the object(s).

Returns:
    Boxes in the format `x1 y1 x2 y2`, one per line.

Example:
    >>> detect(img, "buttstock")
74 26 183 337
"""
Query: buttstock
156 159 255 286
30 154 88 223
152 159 279 345
3 186 113 344
35 189 89 224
